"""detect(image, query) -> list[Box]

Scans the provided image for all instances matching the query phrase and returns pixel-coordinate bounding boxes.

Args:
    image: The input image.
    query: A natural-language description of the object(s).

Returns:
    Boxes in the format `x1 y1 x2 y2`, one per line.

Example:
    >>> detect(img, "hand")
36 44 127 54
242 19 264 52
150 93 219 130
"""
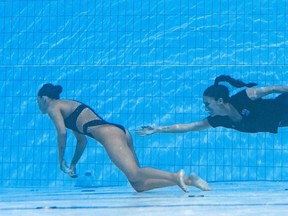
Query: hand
60 159 70 174
68 164 78 178
135 126 156 136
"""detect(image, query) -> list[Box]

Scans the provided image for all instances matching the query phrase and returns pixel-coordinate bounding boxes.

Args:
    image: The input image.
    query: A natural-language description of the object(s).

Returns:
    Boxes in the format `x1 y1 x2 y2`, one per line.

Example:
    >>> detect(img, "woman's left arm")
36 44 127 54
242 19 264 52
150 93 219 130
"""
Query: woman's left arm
68 131 87 177
246 86 288 100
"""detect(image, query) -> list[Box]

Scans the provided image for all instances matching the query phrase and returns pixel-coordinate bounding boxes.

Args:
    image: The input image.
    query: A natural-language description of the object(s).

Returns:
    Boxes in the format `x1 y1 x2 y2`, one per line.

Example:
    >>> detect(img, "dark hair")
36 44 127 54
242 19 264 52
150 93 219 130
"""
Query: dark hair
203 75 257 103
38 83 63 99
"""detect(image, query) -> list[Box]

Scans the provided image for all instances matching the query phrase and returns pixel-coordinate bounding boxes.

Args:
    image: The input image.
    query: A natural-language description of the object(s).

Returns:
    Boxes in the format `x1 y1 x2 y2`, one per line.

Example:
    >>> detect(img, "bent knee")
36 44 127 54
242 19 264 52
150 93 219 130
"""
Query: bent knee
129 180 145 192
126 172 145 192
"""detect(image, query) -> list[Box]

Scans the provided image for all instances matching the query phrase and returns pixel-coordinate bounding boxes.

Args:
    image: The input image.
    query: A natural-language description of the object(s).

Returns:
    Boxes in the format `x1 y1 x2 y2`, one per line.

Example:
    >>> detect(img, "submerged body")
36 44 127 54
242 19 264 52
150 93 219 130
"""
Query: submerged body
63 102 126 137
207 90 288 133
136 76 288 136
37 83 210 193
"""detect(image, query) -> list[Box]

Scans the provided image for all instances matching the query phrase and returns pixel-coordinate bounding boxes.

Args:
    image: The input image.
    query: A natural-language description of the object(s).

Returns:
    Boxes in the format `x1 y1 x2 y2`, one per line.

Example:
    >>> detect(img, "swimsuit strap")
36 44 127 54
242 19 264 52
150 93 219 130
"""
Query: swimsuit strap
64 104 87 133
83 120 126 137
83 120 107 134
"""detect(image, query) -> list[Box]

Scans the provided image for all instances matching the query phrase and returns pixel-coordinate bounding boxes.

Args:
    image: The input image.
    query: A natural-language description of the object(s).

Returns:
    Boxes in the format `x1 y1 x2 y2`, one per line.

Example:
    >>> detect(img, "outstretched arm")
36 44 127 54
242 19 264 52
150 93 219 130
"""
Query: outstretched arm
135 119 211 136
246 86 288 100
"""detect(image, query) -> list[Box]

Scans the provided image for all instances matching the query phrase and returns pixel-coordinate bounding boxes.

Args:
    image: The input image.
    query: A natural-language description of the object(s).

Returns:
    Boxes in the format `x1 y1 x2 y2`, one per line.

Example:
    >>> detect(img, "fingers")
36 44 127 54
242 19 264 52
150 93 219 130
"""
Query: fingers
68 169 78 178
135 130 147 136
60 160 70 173
68 165 78 178
141 126 153 130
135 125 154 136
60 160 78 178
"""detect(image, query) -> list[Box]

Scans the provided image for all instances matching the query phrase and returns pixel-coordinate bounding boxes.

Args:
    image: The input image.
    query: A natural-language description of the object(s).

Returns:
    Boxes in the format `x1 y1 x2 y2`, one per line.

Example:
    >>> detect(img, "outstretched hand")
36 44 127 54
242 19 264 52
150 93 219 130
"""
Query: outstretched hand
135 126 156 136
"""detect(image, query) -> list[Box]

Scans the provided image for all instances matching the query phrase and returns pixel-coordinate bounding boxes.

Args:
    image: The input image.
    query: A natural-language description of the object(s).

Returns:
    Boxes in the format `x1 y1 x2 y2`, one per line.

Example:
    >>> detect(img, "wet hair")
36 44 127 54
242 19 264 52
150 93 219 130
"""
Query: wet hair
203 75 257 103
38 83 63 99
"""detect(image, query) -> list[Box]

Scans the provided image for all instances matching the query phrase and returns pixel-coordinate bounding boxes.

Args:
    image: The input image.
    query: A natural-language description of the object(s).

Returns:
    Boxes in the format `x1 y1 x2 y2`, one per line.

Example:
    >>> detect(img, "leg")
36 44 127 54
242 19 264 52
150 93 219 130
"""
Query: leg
125 130 140 166
100 132 188 192
127 168 188 192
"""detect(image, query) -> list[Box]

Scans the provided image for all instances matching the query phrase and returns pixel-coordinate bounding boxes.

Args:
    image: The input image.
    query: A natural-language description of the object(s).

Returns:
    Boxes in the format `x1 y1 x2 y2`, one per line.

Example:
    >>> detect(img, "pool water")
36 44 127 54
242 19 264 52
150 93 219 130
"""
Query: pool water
1 182 288 215
1 1 288 215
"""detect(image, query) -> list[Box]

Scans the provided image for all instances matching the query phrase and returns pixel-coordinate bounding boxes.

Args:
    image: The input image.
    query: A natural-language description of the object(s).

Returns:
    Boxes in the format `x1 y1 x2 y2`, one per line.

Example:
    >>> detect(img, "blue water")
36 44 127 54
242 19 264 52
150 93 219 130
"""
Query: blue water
0 0 288 188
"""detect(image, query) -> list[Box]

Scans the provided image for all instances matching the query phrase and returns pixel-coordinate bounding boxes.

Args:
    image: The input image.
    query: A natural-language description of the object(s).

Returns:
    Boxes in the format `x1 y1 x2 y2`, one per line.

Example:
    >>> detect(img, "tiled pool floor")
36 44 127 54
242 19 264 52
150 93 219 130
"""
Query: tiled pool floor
1 182 288 216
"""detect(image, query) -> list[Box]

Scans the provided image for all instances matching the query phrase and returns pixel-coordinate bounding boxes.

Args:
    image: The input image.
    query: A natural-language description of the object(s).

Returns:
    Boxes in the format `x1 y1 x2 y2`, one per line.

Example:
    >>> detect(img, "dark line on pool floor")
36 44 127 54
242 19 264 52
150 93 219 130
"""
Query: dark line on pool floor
1 203 288 211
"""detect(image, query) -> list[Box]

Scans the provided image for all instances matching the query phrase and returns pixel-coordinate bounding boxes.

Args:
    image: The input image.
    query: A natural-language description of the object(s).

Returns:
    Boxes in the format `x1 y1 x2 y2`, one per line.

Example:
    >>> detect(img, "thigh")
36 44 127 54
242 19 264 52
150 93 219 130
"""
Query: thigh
102 135 139 176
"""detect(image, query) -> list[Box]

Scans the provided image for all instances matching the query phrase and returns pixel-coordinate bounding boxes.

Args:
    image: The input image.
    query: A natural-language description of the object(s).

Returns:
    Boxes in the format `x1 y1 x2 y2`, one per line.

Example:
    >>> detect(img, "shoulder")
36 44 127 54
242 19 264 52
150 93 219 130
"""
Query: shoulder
56 99 82 109
47 100 77 116
231 89 249 98
230 89 252 102
46 100 64 117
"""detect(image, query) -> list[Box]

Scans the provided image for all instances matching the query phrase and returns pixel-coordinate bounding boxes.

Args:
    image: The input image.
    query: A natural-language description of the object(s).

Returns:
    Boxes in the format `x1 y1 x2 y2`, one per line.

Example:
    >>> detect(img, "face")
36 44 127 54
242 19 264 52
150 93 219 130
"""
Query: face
203 96 225 116
37 96 48 114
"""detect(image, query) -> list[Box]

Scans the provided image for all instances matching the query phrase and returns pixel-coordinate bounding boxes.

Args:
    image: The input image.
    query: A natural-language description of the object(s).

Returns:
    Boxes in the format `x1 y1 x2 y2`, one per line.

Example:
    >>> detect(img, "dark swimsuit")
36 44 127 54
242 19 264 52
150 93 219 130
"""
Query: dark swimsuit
207 90 288 133
64 104 126 138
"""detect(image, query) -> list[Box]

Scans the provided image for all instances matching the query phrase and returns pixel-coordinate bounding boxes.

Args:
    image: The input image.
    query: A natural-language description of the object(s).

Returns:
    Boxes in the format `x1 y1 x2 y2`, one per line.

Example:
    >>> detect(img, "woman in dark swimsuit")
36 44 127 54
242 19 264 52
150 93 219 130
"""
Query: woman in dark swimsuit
37 83 210 193
136 75 288 135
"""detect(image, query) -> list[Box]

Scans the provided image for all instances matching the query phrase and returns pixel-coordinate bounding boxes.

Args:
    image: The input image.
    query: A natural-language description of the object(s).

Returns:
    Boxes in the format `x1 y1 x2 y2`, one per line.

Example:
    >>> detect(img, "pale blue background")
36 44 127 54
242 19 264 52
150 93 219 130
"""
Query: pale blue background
0 0 288 187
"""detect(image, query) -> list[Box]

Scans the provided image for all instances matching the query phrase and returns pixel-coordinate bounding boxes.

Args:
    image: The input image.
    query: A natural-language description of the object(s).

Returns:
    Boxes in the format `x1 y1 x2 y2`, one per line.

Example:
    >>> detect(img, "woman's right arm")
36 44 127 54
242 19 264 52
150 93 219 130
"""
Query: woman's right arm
135 119 211 136
47 107 68 172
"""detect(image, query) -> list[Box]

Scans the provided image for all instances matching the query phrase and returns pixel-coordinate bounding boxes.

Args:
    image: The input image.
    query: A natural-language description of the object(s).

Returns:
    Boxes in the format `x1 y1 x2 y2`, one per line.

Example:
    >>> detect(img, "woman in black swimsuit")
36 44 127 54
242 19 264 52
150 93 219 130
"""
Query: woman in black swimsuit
37 83 210 192
136 75 288 135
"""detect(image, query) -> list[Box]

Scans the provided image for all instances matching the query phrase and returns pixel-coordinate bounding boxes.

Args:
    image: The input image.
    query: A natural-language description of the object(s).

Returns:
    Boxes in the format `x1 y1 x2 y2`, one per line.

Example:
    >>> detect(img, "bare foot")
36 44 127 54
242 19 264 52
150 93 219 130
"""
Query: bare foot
186 173 211 191
176 170 189 193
